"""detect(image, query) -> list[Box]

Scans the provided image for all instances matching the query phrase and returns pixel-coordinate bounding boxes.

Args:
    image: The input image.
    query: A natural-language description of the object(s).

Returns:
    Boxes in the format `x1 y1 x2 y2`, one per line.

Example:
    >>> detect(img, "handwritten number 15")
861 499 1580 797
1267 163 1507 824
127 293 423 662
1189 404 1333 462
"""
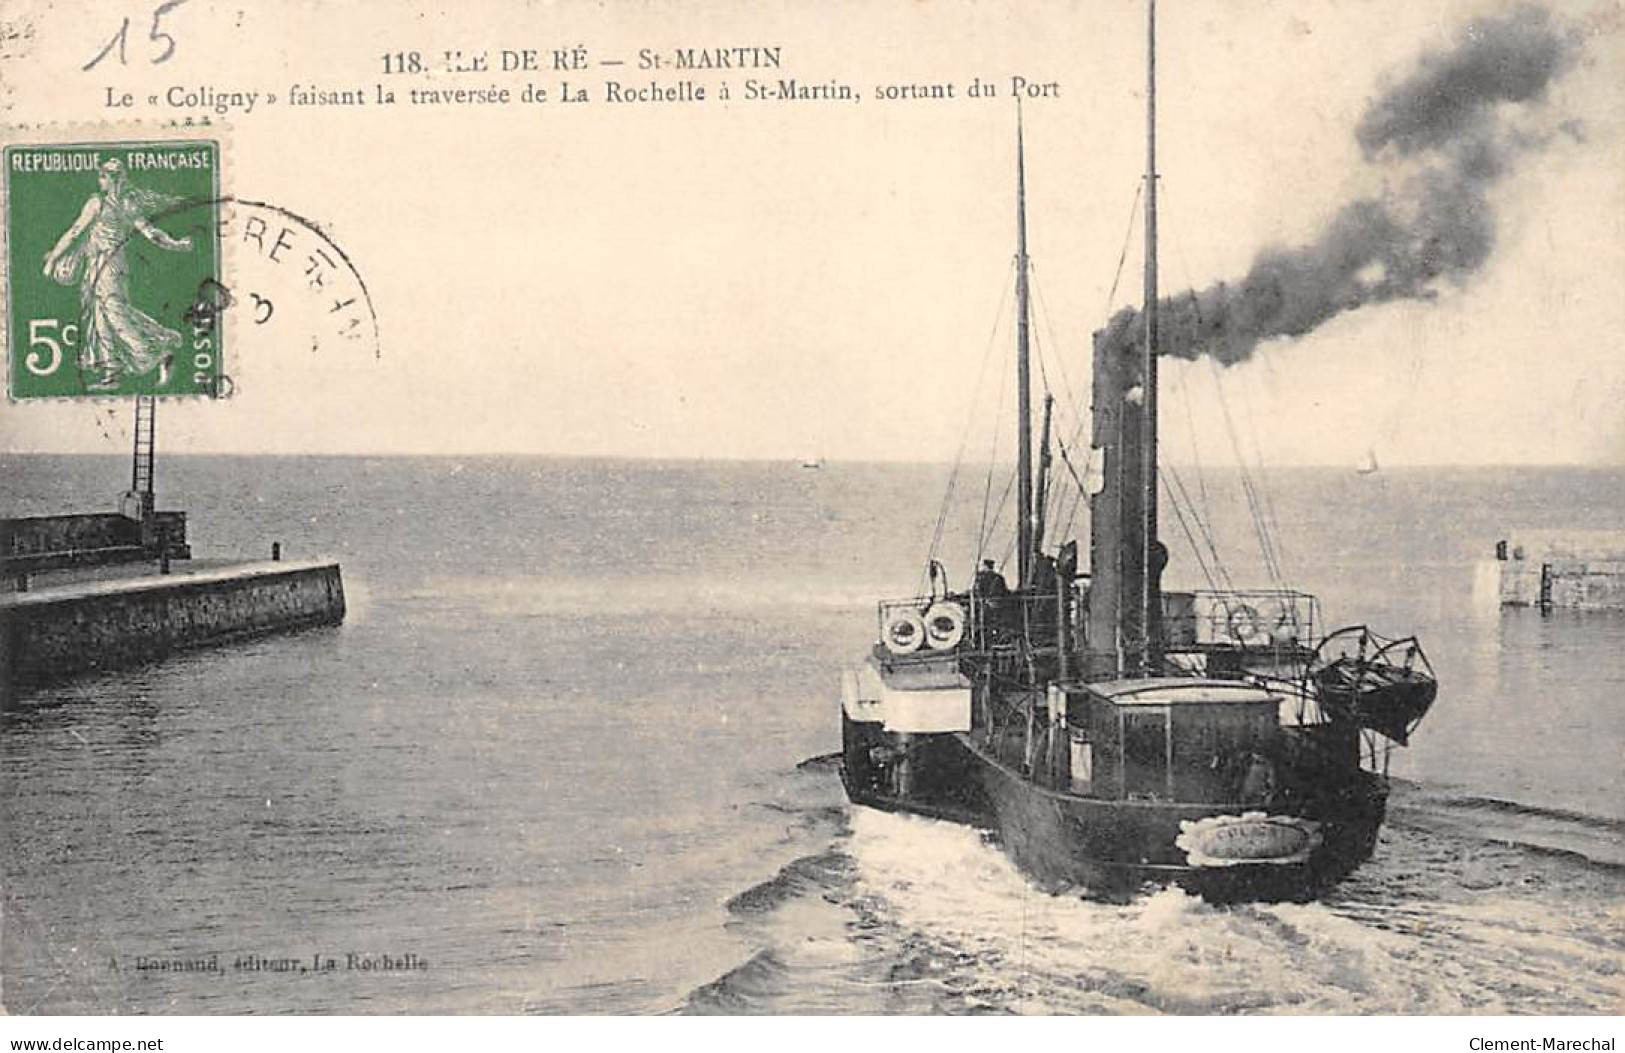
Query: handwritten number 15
83 0 189 72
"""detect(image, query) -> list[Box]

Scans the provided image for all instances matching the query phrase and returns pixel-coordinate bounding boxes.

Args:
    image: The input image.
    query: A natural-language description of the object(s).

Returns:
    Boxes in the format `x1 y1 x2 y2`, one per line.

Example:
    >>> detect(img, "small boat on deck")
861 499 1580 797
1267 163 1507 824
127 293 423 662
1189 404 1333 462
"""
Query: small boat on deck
1310 627 1437 746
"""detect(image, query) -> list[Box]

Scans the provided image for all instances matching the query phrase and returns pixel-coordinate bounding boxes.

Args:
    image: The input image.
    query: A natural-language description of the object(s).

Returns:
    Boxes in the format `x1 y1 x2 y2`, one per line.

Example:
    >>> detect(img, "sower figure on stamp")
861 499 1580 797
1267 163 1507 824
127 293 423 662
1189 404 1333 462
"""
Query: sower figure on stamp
41 159 192 390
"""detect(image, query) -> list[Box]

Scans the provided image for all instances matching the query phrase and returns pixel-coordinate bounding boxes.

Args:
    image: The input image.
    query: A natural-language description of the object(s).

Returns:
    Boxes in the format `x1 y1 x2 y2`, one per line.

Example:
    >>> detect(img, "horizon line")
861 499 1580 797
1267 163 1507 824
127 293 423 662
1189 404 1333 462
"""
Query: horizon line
3 449 1621 471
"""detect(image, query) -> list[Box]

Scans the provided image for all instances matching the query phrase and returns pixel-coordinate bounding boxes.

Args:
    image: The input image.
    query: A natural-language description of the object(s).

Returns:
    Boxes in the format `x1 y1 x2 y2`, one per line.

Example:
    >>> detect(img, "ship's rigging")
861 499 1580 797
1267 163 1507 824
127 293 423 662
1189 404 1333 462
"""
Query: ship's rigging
921 178 1297 646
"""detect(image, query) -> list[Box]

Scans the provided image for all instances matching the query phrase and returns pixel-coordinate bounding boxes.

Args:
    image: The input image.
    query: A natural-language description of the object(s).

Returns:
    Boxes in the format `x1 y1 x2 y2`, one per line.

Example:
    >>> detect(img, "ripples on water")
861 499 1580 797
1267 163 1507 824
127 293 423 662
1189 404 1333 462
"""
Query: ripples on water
3 457 1623 1014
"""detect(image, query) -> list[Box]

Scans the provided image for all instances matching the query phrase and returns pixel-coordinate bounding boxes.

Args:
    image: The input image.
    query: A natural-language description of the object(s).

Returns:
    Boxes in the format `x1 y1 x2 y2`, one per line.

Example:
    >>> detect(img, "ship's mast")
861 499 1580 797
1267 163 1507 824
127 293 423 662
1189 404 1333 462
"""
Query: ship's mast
1015 103 1034 592
1139 0 1162 674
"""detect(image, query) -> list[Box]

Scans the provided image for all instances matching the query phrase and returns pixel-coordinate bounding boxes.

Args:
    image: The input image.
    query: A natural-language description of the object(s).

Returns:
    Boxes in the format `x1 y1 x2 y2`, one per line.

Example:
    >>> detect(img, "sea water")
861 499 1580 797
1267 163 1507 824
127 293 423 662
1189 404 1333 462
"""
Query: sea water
2 455 1620 1014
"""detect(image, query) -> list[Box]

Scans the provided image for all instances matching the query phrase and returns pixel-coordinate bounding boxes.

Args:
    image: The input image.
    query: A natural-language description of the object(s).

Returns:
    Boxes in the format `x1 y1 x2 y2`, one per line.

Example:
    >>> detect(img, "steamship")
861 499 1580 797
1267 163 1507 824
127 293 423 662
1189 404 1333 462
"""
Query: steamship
837 2 1437 902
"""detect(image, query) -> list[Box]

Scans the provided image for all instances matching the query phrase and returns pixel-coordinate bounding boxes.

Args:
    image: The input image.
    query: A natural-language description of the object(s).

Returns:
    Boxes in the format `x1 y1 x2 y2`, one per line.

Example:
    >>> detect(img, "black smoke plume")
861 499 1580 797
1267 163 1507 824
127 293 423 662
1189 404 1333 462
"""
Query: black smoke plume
1100 4 1583 364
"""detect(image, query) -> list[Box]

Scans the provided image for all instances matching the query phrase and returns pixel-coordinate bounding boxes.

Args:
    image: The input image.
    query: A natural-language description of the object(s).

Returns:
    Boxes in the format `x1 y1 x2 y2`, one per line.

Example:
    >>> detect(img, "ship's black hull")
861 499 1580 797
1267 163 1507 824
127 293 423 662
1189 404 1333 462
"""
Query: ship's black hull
960 734 1387 903
839 710 1387 903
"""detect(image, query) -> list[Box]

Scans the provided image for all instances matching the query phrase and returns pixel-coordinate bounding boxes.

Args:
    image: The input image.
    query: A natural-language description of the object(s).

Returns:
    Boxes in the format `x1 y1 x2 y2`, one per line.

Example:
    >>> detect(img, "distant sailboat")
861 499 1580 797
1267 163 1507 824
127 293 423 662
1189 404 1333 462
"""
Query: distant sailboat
1357 449 1380 475
800 455 825 470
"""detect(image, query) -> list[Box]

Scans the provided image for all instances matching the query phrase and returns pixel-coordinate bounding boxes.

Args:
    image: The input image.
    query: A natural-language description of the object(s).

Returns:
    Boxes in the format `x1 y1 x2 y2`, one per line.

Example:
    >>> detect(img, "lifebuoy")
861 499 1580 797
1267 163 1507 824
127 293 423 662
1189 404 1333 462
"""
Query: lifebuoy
1225 603 1268 646
923 601 967 651
882 608 927 655
1257 600 1297 644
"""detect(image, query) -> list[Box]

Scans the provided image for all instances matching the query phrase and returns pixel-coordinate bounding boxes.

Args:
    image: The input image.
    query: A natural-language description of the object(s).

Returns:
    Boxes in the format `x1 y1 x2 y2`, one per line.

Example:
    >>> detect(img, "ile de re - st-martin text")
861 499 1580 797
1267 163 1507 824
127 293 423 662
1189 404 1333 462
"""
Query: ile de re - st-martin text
92 40 1060 115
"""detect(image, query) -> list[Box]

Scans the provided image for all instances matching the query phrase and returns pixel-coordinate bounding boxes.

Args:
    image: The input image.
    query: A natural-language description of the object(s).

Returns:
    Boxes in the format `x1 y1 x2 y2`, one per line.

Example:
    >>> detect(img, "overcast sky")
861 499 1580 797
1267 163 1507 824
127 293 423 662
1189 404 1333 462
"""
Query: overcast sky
3 0 1622 465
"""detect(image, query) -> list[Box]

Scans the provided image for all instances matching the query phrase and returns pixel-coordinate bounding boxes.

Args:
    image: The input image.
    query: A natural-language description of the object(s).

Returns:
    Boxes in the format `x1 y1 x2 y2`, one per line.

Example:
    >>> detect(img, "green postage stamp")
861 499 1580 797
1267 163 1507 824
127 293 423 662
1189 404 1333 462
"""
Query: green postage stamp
5 139 222 398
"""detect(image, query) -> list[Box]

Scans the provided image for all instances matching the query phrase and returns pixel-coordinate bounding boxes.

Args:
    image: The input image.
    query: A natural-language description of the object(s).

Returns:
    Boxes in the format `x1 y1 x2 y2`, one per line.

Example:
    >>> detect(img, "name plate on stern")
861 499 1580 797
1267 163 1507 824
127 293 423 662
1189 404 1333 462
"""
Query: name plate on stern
1175 813 1322 868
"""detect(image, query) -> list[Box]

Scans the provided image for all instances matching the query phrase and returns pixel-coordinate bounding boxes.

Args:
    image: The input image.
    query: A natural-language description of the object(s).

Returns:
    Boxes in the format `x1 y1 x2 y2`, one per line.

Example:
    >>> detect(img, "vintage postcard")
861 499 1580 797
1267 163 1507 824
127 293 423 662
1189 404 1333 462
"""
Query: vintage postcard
1 0 1621 1036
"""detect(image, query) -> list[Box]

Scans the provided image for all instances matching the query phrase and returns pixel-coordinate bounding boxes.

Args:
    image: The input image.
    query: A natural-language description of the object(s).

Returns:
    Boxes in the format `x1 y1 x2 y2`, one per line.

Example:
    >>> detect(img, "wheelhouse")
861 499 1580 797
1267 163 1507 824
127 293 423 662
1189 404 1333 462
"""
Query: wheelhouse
1062 678 1281 804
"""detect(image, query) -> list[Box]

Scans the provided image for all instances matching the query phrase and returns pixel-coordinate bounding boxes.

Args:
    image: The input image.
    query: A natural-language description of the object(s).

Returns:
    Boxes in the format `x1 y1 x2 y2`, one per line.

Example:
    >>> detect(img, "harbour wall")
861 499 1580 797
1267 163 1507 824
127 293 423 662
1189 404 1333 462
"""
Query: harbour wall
0 559 344 701
3 512 190 576
1475 531 1625 610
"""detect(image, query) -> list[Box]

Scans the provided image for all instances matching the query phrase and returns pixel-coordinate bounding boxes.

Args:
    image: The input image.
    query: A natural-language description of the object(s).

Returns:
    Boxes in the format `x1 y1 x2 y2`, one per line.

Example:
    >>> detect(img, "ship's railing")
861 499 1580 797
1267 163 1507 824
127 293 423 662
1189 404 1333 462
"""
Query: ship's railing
1167 589 1320 652
877 586 1084 657
878 586 1319 658
965 587 1081 652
